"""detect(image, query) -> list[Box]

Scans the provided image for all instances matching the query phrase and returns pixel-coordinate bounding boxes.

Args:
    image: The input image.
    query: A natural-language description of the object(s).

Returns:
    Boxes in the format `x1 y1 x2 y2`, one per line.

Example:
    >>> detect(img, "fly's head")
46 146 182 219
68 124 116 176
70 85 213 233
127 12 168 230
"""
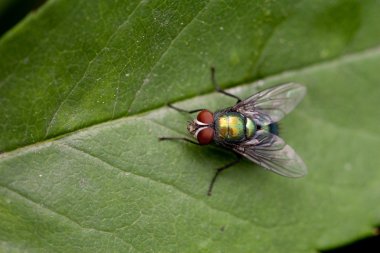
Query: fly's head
187 109 214 145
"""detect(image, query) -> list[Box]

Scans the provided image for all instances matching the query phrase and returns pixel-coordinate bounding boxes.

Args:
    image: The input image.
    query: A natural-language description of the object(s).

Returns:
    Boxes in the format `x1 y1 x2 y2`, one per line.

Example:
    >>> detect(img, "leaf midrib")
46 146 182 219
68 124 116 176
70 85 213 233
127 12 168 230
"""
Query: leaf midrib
2 45 380 157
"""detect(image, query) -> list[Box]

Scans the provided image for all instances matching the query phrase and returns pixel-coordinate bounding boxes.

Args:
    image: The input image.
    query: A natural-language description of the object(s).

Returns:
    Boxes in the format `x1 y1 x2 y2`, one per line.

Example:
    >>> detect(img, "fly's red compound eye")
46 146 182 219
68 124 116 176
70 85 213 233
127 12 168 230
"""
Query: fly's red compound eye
197 127 214 145
197 110 213 124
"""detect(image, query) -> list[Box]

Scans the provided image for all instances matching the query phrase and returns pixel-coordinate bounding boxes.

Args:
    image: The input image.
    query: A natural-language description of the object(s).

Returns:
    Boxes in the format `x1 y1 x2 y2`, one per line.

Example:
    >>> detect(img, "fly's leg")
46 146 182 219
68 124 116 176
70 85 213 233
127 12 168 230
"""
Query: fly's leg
159 137 200 145
167 103 204 114
207 154 241 196
211 67 242 104
158 104 204 143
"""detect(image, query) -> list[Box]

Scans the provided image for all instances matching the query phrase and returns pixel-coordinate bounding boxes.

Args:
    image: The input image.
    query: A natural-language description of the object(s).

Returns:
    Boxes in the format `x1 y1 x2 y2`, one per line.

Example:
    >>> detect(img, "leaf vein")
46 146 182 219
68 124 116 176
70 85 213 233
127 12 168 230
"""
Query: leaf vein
44 0 145 137
59 142 273 230
126 0 212 113
0 185 137 251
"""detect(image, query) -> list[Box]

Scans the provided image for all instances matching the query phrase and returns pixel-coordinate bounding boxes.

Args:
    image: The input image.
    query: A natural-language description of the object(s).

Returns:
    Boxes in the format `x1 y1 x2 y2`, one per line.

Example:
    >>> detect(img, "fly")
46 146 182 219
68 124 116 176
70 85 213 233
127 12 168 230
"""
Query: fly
160 67 307 196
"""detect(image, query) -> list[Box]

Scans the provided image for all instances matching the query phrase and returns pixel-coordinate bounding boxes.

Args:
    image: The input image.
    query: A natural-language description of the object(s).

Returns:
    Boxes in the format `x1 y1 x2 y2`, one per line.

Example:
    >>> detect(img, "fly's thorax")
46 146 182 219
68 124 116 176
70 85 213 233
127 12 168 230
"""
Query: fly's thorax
214 111 256 143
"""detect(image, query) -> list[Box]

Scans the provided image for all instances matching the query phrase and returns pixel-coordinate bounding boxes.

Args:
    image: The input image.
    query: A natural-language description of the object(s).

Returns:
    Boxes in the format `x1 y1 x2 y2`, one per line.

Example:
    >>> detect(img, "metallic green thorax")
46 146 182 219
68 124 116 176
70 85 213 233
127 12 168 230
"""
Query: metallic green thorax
214 112 256 143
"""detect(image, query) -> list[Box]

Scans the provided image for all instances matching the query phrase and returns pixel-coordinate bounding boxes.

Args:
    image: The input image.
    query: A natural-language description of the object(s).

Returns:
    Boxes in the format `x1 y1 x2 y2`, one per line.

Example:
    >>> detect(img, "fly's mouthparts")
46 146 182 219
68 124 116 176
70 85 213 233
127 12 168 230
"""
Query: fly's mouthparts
187 120 197 135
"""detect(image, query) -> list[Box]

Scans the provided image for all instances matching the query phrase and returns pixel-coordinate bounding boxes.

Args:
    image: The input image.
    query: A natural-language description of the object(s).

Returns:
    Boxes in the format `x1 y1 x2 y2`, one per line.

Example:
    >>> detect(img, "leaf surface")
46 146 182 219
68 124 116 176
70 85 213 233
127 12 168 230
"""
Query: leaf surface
1 0 380 252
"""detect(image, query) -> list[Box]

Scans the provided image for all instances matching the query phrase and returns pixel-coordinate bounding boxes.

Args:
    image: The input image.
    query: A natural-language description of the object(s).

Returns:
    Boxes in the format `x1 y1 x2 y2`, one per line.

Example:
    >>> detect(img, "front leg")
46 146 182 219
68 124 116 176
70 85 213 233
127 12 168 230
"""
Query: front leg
159 137 200 145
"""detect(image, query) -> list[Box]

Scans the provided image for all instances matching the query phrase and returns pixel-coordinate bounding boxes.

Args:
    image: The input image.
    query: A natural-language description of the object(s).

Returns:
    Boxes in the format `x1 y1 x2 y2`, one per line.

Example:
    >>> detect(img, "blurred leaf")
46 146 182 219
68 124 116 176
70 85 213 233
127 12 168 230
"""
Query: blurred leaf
1 0 380 252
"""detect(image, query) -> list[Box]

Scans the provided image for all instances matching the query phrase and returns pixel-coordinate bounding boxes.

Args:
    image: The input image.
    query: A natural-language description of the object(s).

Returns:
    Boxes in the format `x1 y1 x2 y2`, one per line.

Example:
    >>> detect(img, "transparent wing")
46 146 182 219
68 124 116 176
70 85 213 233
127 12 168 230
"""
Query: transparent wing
233 130 307 177
233 83 306 126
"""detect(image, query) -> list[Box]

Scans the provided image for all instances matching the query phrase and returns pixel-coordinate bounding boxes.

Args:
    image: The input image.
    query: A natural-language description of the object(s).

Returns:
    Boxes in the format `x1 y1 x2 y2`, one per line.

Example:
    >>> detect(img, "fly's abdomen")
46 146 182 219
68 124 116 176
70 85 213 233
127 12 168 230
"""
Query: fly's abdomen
215 112 256 143
259 123 279 135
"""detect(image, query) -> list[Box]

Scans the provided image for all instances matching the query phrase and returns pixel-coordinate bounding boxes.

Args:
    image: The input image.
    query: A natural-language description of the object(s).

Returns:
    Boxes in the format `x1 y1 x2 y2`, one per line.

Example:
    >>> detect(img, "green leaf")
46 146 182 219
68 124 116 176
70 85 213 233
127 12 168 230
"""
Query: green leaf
1 0 380 252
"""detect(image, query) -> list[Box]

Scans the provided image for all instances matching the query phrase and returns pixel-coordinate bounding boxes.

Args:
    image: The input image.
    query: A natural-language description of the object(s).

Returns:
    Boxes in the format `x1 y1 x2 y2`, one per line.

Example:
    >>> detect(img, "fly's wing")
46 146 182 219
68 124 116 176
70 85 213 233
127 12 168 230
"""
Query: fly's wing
233 83 306 126
233 130 307 177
